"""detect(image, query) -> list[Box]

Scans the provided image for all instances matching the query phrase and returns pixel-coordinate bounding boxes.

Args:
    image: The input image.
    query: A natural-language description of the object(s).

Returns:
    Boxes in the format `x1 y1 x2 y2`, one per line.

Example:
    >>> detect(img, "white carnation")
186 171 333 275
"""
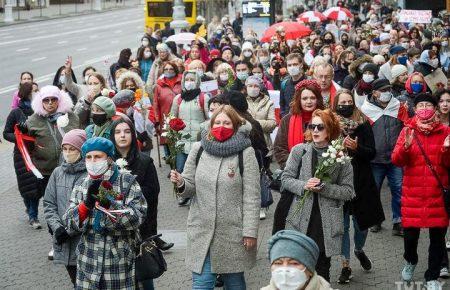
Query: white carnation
56 113 69 128
330 153 336 159
322 152 330 158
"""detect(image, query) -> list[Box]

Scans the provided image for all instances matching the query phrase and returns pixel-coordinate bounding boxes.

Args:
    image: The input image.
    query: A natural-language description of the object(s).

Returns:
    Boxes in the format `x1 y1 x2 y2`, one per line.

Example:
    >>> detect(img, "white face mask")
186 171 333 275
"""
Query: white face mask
442 41 449 47
272 266 308 290
63 152 80 164
184 81 197 91
208 111 213 119
378 91 392 102
362 74 375 83
287 66 301 76
219 73 229 82
144 51 152 58
142 40 149 46
59 75 65 85
322 54 331 62
86 160 109 177
247 87 260 98
243 51 253 58
89 84 101 95
196 69 204 78
259 56 269 64
84 75 90 84
253 73 263 79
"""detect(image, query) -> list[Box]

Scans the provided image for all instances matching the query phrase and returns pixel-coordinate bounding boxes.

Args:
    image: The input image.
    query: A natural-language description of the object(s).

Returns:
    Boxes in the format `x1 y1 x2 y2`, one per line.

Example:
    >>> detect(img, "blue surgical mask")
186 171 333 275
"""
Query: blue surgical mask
397 55 408 65
236 71 249 81
411 83 423 93
164 72 176 79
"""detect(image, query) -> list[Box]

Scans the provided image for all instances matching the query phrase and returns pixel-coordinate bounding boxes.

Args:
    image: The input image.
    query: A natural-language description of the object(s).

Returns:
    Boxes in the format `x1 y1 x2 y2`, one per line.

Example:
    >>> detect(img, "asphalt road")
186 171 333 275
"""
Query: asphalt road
0 5 145 127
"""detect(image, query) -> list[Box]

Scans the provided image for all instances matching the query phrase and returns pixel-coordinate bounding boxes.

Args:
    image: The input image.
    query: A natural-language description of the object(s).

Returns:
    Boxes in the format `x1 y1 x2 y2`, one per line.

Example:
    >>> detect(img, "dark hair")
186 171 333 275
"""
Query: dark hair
434 88 450 102
291 84 324 115
19 71 34 87
322 31 336 43
208 94 229 108
18 83 33 100
82 66 96 77
53 66 77 89
110 118 140 165
162 61 179 76
234 60 253 71
407 47 421 58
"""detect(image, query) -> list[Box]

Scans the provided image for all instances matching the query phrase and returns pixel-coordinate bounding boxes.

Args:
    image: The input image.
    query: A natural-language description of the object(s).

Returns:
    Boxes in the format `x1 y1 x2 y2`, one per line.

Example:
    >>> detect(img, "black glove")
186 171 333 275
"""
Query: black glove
84 180 101 209
54 227 70 245
17 121 28 133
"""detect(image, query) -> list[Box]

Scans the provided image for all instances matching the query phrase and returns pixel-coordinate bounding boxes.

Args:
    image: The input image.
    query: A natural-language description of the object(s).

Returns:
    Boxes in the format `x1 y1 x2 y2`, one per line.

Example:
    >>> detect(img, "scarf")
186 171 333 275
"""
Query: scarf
18 99 33 116
181 88 201 102
339 115 363 136
200 124 252 157
288 112 312 151
47 112 64 123
415 114 440 135
164 76 179 89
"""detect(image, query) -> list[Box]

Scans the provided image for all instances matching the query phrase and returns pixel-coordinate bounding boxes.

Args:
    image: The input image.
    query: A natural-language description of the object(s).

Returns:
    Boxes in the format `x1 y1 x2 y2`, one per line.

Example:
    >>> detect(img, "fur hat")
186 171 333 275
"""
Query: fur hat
31 85 73 117
227 90 248 113
116 71 144 91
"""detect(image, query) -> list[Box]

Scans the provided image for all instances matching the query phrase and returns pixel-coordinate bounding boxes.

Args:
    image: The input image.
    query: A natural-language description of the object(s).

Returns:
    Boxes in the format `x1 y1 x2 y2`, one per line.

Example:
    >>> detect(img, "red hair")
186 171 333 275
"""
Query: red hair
304 109 341 142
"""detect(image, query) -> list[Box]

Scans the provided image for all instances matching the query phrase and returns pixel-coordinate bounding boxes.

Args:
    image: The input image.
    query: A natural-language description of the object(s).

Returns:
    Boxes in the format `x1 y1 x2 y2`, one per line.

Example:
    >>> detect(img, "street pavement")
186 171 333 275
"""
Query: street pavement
0 5 145 127
0 138 445 290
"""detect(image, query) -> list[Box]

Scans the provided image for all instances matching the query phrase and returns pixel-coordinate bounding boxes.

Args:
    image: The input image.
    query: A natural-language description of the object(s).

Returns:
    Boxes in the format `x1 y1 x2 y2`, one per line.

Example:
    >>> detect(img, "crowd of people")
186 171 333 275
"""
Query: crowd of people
3 0 450 289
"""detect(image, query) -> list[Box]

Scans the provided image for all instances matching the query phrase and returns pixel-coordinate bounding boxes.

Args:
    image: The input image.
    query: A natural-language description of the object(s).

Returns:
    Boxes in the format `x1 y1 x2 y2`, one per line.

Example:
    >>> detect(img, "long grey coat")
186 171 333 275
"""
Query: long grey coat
43 160 86 266
179 142 261 274
282 143 355 257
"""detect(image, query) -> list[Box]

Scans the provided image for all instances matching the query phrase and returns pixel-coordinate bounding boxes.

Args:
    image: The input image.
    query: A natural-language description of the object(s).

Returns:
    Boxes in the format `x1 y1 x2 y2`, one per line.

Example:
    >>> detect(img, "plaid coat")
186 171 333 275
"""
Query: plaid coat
64 171 147 290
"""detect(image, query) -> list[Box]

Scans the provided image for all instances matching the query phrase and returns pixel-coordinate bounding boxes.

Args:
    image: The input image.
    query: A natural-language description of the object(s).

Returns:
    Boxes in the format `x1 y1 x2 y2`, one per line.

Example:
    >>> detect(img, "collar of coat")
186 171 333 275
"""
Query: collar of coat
361 97 408 124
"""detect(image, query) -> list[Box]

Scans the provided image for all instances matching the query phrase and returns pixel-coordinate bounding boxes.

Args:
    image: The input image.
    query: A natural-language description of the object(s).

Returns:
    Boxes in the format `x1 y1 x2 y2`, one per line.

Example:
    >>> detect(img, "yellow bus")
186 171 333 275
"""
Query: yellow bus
144 0 197 30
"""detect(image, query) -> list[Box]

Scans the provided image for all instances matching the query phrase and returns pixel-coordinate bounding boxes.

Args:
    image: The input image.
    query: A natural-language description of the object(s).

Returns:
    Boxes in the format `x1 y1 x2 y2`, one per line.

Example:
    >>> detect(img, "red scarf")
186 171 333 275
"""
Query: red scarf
288 112 312 151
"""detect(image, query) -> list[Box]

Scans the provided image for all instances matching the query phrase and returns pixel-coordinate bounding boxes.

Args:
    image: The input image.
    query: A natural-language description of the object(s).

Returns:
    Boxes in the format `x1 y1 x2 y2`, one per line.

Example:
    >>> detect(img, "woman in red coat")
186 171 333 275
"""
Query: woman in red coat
153 61 182 157
392 93 450 289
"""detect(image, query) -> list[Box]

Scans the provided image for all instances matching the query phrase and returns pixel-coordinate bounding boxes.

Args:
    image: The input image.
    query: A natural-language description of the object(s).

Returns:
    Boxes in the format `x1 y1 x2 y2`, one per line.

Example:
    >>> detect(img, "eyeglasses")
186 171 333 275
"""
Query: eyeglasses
43 97 58 104
163 68 175 72
307 123 325 131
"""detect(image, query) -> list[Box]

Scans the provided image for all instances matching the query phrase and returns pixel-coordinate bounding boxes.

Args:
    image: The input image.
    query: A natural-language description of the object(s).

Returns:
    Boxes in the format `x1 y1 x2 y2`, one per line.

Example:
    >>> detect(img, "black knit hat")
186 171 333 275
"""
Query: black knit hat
227 90 248 113
372 79 391 91
414 93 438 107
362 63 379 76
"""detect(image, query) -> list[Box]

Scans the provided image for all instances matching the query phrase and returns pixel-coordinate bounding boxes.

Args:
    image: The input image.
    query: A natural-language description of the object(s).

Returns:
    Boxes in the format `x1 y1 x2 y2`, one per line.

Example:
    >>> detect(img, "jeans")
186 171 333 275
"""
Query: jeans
371 163 403 223
404 227 447 281
24 198 39 221
176 152 188 173
341 211 368 260
192 252 246 290
163 144 170 158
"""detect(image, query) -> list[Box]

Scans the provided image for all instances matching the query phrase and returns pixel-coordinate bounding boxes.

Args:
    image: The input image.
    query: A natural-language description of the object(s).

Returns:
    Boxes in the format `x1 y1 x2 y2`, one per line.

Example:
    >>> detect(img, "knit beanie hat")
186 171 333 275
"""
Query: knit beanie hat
156 43 170 52
81 137 115 158
391 64 408 80
268 230 320 272
373 54 385 64
93 96 116 118
362 63 379 76
242 41 253 51
414 93 437 107
372 78 391 91
245 75 264 90
112 90 135 109
227 90 248 113
62 129 87 152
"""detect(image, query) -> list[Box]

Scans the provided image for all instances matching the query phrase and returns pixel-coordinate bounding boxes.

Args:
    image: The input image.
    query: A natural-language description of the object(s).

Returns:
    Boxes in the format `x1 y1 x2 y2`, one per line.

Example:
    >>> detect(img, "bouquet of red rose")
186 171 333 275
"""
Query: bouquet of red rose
96 180 123 208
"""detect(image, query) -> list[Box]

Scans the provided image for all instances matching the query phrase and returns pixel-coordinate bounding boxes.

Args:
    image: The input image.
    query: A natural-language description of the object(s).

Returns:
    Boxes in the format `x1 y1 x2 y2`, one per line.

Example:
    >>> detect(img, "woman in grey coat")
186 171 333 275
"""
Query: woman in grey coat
282 109 355 282
43 129 87 285
170 105 261 290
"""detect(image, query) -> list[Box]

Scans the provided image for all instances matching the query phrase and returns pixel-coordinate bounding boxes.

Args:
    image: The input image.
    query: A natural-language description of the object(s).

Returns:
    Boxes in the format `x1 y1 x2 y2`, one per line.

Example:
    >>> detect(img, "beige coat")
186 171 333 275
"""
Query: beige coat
246 94 277 157
261 272 335 290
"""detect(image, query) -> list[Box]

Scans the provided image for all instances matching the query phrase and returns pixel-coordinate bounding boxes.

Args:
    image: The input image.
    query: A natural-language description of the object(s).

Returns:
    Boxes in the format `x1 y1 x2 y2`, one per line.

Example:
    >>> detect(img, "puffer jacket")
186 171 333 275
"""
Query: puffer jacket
246 94 277 157
43 160 86 266
392 119 450 228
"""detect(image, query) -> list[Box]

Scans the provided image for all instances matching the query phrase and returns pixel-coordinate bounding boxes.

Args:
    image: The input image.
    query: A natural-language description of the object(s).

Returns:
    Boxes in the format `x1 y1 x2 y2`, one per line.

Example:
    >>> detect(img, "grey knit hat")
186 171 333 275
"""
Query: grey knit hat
245 75 264 90
268 230 319 272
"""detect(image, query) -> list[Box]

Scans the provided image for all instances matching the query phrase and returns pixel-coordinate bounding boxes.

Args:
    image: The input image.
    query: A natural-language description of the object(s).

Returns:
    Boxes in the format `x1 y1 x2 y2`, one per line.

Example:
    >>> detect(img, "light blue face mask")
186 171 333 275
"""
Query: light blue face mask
164 72 176 79
236 71 249 81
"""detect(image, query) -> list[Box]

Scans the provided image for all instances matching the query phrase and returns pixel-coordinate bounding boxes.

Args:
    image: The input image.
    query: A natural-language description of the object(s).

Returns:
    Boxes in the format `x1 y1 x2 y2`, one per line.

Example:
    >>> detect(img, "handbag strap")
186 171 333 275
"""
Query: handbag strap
413 134 447 191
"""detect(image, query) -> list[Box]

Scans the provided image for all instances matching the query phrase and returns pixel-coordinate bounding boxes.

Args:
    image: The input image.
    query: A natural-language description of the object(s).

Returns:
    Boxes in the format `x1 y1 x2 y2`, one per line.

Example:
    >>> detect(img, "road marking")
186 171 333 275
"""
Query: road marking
32 57 47 62
77 47 87 51
0 19 141 47
57 40 68 44
16 48 30 52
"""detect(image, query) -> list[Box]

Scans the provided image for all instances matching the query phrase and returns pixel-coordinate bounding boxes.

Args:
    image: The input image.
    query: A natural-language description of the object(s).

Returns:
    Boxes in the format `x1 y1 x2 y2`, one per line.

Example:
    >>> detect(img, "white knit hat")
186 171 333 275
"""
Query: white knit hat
373 54 386 64
242 41 253 51
391 64 408 80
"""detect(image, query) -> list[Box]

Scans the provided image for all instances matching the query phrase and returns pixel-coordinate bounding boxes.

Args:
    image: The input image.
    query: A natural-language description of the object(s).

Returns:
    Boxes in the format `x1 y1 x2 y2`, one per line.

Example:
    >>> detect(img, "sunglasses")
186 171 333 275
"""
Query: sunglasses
42 97 58 104
307 123 325 131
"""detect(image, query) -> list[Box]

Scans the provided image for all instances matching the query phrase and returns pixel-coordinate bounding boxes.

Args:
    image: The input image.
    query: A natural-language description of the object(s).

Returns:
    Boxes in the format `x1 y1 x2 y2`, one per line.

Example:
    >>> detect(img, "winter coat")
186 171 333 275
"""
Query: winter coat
43 160 86 266
342 55 373 91
360 96 408 164
145 55 180 96
282 143 355 257
392 119 450 228
64 170 147 290
280 75 306 117
27 93 79 176
345 121 385 230
65 73 88 102
153 75 182 122
246 94 277 157
3 101 39 199
127 152 160 239
261 273 334 290
74 97 96 129
178 123 260 274
85 121 113 140
171 93 209 154
378 60 394 82
334 65 349 87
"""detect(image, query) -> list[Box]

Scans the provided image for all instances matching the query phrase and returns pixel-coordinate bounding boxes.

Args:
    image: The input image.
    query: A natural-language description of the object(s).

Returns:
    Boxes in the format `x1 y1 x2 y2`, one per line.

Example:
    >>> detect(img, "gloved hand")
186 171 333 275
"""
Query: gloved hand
84 180 101 209
17 121 28 133
54 227 70 245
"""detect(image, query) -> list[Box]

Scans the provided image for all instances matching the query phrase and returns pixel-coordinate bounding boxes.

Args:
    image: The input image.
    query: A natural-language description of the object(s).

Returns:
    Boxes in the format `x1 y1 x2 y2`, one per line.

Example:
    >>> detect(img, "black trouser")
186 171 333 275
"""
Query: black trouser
147 193 158 236
316 252 331 282
272 192 295 234
403 227 447 281
66 265 77 285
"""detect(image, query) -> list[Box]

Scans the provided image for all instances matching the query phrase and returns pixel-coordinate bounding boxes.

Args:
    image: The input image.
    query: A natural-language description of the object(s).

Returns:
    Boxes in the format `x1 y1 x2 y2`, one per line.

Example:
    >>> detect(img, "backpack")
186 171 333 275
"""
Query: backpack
176 92 206 119
195 146 244 178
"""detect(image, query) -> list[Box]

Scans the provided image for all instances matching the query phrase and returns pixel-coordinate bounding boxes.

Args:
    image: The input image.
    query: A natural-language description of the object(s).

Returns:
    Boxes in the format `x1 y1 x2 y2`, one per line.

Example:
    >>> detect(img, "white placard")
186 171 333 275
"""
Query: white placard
398 10 432 24
268 90 280 109
200 80 219 93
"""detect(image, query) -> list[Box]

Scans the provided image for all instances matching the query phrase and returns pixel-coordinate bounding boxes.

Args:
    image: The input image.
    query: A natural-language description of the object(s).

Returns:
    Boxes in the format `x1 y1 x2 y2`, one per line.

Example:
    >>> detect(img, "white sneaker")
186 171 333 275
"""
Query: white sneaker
48 247 54 261
446 240 450 250
401 262 416 282
440 267 449 279
259 209 266 220
426 280 442 290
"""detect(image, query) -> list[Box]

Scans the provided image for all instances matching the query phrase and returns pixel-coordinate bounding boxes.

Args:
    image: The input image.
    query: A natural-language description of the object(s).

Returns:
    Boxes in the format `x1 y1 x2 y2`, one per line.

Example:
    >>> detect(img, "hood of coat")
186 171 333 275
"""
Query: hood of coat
349 55 373 78
31 86 74 117
61 158 87 174
405 72 427 94
116 70 145 91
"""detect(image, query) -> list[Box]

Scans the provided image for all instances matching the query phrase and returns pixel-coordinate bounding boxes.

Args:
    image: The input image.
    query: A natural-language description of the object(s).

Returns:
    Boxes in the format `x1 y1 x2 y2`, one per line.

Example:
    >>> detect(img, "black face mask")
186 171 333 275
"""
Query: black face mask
336 105 354 118
129 87 137 92
342 39 349 45
92 113 108 126
324 38 333 44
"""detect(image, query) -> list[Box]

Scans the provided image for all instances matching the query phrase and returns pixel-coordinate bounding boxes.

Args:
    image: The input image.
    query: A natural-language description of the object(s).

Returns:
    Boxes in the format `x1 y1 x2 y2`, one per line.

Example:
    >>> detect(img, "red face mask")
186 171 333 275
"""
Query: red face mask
210 126 234 142
416 108 435 121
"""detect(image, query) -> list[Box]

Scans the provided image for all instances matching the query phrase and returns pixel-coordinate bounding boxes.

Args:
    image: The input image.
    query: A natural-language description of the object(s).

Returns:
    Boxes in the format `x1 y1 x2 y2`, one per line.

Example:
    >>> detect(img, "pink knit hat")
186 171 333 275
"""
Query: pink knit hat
62 129 87 152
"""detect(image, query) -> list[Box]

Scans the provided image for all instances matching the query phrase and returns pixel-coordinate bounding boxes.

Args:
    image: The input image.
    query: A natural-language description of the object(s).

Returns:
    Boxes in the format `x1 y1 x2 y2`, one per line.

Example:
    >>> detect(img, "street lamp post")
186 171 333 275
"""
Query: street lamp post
4 0 14 22
170 0 189 34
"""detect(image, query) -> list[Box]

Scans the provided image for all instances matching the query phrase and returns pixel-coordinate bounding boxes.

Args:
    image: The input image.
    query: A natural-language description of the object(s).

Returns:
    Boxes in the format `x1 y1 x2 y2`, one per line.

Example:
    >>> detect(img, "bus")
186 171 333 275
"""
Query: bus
144 0 197 30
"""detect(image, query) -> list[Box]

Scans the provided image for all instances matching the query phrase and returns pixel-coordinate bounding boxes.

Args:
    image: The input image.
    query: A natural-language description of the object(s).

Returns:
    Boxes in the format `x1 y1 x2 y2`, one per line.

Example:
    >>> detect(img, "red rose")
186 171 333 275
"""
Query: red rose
169 118 186 131
116 193 124 201
109 91 115 98
101 180 113 190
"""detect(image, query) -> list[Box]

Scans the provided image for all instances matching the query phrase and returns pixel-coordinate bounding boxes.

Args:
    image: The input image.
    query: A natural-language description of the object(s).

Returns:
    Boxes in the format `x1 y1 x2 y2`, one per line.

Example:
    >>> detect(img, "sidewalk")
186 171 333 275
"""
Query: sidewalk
0 0 141 26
